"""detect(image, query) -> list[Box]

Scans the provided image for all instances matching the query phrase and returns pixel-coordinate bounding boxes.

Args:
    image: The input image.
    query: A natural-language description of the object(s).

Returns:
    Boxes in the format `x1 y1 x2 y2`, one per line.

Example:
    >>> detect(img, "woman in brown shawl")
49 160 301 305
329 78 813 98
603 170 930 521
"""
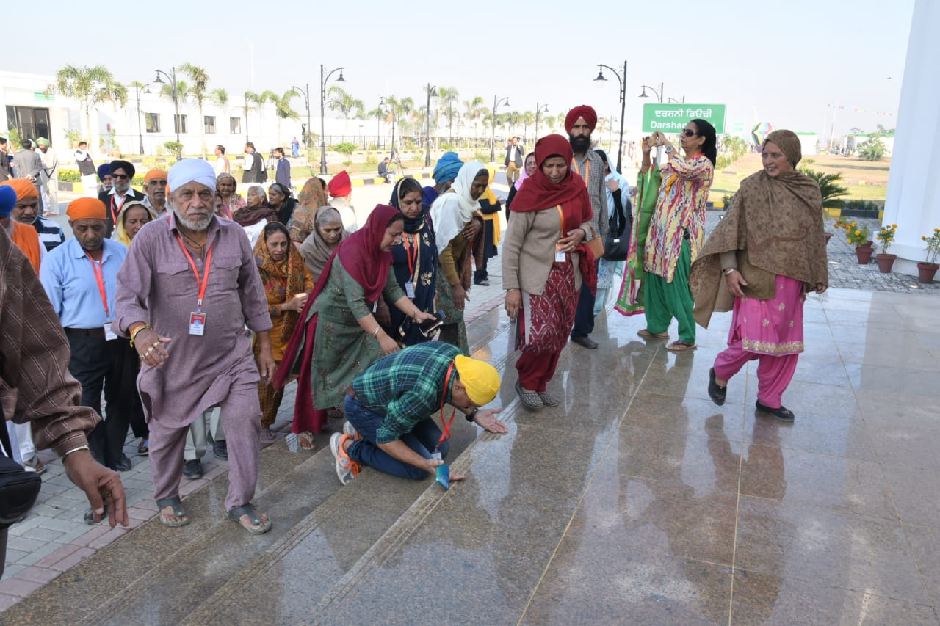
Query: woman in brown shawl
299 205 348 283
253 222 315 441
234 185 279 226
290 177 330 247
690 130 828 421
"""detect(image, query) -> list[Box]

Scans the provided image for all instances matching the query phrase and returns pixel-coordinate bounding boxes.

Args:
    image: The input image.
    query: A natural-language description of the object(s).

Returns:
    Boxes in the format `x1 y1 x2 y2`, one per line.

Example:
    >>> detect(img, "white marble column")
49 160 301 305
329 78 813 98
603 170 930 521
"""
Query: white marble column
882 0 940 276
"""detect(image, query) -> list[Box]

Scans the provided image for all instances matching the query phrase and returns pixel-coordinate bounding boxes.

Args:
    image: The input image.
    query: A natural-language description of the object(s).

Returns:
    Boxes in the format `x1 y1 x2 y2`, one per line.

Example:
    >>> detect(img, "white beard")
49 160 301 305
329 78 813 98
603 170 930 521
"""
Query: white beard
174 209 211 231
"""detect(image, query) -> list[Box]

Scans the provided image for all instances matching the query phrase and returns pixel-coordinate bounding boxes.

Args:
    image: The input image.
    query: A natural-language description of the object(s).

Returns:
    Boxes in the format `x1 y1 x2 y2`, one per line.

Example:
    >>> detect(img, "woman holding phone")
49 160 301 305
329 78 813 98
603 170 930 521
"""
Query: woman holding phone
638 121 716 351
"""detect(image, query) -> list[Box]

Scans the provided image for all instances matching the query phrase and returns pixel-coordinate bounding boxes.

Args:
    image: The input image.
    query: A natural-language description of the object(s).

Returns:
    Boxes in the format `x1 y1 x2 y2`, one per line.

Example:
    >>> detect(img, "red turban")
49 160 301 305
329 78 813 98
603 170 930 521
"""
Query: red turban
328 170 352 197
67 198 107 221
564 105 598 134
0 178 39 201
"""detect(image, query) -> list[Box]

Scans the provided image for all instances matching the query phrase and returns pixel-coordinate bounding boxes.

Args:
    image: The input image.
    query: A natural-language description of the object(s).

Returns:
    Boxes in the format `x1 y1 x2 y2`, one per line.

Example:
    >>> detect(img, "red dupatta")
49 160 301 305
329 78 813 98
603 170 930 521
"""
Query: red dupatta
511 134 597 294
273 204 401 430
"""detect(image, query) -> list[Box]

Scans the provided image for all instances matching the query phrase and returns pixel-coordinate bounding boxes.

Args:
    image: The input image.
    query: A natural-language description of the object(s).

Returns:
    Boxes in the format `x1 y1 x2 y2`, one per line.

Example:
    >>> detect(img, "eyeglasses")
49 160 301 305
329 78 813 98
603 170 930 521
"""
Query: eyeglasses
682 129 697 138
112 174 129 179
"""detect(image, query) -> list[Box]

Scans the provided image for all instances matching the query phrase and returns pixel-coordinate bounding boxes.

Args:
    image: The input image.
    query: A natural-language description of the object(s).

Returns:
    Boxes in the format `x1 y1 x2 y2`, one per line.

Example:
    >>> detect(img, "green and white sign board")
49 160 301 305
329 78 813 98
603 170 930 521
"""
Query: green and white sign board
642 103 726 134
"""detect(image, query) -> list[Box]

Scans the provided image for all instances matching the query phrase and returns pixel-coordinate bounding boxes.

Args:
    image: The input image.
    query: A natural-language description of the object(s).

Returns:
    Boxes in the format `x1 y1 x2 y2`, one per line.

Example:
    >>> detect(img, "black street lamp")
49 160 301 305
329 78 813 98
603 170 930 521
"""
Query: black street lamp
534 102 549 142
593 61 628 172
667 96 686 104
425 83 437 167
319 64 345 175
292 83 313 149
134 82 151 155
154 67 180 159
490 95 510 163
638 83 665 103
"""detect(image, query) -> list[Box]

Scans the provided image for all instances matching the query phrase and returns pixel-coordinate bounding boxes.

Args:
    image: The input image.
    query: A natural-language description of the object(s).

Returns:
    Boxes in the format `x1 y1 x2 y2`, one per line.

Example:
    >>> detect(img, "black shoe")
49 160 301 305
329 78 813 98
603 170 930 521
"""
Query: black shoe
213 439 228 460
708 368 727 406
115 454 132 472
183 459 204 480
756 400 795 422
571 335 598 349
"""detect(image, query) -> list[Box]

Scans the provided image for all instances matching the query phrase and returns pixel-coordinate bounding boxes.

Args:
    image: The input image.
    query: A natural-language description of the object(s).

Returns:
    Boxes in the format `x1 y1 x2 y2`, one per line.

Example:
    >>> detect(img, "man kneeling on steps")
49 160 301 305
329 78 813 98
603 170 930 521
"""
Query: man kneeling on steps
330 341 508 484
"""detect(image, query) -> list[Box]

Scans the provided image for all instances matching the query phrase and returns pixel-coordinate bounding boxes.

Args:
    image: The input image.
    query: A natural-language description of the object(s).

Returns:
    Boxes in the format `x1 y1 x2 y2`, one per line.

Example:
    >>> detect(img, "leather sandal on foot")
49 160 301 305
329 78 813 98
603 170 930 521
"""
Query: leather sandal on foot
226 503 272 535
515 381 543 410
708 368 727 406
156 497 190 528
666 341 697 352
756 401 795 422
298 432 315 450
637 329 669 339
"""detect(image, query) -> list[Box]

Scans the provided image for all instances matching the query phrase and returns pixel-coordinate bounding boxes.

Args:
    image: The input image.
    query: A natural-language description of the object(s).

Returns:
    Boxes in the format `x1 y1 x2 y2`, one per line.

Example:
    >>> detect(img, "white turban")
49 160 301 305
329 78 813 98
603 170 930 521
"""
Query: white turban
168 158 217 192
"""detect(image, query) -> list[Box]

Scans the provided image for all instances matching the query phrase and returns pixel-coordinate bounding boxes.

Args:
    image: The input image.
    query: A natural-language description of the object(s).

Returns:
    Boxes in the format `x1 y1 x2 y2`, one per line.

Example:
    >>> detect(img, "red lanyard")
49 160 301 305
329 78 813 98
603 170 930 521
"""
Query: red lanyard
571 157 590 188
109 195 119 224
85 250 109 317
403 233 419 277
437 363 457 447
174 234 213 311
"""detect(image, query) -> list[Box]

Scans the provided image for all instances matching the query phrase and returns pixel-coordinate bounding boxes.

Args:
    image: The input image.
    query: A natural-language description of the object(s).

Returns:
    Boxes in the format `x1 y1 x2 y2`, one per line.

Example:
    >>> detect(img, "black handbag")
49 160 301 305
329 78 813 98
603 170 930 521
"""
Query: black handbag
0 408 42 529
603 195 632 262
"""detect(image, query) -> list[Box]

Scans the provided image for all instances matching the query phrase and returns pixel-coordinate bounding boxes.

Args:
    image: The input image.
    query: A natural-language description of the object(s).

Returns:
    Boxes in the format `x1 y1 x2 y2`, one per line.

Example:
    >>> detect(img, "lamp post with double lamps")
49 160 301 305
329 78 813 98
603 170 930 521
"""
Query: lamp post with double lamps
490 95 511 163
154 67 180 159
319 65 345 175
593 61 628 172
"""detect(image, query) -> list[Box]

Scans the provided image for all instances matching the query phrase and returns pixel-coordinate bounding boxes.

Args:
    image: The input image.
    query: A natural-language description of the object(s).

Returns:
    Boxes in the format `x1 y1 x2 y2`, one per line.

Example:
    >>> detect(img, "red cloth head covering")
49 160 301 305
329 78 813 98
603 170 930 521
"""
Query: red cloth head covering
509 134 597 294
328 170 352 197
0 178 39 200
564 105 598 133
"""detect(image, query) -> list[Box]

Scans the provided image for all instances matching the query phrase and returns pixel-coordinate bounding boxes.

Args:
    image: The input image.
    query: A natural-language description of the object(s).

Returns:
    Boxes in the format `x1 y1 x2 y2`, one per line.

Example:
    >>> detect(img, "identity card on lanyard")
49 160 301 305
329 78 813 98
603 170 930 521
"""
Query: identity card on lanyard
555 205 567 262
87 250 117 340
403 233 418 299
175 234 213 336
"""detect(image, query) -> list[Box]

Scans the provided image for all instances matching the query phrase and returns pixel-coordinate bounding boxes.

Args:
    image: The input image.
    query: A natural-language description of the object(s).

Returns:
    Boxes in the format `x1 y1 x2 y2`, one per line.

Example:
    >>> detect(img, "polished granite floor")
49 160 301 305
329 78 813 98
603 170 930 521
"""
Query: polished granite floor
4 288 939 625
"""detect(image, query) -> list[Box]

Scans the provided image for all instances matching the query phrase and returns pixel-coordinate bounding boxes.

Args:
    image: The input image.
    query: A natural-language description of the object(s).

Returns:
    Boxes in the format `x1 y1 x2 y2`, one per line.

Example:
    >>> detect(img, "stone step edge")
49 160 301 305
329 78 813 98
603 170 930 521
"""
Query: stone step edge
176 316 517 624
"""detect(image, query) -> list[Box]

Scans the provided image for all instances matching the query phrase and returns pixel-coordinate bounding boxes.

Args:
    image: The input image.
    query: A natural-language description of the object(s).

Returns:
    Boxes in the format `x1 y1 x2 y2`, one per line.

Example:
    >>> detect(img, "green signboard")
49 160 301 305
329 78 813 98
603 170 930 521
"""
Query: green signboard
34 92 54 102
641 103 726 134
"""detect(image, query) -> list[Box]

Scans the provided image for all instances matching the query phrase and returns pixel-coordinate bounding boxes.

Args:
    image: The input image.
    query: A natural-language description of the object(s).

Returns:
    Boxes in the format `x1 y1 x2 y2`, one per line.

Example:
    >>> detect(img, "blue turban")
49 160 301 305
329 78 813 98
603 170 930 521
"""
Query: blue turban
97 163 111 182
433 152 463 184
0 186 16 218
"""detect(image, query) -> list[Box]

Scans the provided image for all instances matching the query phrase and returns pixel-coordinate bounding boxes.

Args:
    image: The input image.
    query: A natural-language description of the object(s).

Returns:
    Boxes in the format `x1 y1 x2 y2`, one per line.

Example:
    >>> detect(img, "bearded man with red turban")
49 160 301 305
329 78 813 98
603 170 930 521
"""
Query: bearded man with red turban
564 105 607 350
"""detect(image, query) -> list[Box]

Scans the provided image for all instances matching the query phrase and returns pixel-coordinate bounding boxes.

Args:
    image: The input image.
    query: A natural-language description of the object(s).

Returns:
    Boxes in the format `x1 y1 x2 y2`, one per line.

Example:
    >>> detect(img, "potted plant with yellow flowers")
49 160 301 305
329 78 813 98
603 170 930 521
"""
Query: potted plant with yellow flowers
844 223 873 263
875 224 898 273
918 228 940 283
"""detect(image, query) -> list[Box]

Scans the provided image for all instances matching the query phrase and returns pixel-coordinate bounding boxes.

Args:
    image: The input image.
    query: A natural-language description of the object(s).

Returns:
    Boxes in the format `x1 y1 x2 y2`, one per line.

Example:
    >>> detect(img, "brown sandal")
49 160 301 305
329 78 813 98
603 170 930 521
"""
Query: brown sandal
638 329 669 339
298 432 315 450
666 341 697 352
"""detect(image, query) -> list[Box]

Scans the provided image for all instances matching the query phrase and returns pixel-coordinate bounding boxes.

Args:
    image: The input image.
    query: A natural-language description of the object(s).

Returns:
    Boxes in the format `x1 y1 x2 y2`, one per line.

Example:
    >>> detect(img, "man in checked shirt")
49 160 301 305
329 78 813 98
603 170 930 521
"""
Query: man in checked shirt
330 341 508 484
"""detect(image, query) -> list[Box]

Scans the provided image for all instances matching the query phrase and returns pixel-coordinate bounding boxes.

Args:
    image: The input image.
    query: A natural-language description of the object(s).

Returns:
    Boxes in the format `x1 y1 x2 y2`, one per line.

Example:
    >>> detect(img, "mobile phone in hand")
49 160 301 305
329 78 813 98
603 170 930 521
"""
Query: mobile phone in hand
419 312 445 335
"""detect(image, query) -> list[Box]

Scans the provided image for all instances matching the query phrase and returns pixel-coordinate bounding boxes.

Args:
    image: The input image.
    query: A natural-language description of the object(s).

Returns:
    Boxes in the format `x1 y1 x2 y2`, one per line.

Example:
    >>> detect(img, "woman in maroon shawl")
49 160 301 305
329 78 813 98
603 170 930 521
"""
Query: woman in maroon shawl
274 204 438 449
501 134 597 410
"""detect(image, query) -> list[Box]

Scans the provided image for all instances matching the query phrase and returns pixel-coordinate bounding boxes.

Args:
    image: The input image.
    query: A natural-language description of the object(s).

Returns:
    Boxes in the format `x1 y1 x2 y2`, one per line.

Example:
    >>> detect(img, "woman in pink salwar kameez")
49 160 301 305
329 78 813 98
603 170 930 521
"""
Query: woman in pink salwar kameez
690 130 829 421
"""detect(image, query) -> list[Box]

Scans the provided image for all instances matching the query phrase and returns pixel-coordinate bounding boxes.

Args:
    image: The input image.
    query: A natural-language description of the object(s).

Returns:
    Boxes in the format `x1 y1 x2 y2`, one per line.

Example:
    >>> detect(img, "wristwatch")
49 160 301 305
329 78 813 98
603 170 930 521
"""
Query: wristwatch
665 145 674 154
465 408 478 423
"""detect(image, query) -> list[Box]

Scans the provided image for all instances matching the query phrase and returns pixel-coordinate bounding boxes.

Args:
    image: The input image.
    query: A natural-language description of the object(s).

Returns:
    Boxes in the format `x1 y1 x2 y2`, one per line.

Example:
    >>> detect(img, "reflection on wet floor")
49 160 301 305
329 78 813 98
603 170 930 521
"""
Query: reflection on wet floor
4 288 939 625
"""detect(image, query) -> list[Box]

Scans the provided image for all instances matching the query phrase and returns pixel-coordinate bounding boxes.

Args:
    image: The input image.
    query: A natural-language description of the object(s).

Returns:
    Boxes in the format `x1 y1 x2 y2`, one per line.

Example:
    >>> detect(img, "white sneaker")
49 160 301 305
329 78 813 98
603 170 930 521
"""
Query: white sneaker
343 421 359 439
329 433 358 485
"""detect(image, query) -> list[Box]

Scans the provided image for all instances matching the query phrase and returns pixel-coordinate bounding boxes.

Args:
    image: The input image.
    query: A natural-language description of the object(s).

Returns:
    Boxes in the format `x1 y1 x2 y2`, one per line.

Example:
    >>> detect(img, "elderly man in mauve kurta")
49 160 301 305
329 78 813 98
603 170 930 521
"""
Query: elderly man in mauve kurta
114 159 275 535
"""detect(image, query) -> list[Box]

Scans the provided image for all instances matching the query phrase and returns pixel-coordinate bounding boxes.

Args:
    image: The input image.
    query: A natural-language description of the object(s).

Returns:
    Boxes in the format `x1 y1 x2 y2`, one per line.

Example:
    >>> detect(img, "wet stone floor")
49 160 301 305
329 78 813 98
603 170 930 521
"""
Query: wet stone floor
4 286 940 625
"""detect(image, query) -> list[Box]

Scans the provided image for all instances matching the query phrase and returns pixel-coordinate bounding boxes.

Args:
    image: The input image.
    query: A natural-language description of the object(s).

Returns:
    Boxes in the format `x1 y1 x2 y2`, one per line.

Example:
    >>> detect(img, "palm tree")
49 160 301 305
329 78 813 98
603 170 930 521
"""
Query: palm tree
262 89 299 148
802 169 849 208
437 87 459 144
385 96 413 158
522 111 535 143
327 86 364 135
243 91 267 143
179 63 210 157
159 80 190 137
463 97 484 142
47 64 126 143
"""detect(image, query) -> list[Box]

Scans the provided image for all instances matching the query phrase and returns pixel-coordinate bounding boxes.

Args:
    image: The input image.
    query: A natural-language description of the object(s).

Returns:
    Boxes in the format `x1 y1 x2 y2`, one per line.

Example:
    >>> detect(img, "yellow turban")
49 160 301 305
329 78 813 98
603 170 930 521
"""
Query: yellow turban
454 355 500 405
0 178 39 201
67 198 107 221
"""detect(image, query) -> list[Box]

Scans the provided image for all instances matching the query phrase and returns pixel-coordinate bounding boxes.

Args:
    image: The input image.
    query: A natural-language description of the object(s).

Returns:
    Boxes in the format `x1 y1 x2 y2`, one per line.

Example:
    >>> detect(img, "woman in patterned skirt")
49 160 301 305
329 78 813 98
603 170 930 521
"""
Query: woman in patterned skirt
502 134 597 410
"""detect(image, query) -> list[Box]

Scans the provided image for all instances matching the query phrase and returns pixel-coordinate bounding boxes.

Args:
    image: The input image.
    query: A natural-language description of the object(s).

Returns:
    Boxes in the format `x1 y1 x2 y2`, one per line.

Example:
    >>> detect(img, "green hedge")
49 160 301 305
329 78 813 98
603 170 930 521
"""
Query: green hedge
58 170 145 186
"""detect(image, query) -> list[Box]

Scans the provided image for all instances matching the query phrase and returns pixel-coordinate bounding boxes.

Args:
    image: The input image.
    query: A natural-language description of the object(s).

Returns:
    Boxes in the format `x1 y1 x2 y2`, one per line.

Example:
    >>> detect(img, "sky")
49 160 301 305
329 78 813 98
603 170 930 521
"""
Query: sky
2 0 916 138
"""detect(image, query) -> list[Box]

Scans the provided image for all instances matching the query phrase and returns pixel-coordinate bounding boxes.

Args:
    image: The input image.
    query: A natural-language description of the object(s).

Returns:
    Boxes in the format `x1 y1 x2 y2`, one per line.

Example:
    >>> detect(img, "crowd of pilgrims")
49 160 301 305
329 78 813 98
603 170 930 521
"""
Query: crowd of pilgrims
1 103 828 534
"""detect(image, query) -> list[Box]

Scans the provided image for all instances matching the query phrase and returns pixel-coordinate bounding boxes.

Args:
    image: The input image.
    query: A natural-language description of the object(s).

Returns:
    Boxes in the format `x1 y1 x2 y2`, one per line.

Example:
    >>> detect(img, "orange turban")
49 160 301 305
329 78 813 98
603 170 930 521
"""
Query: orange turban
328 170 352 197
0 178 39 201
67 198 107 221
564 105 598 133
144 169 168 183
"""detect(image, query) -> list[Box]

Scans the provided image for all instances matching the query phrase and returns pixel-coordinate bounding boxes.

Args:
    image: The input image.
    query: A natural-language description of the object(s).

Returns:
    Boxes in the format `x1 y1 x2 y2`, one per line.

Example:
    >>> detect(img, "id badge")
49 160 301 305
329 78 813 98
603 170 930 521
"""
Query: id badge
555 244 566 263
430 450 442 461
189 312 206 336
405 280 416 299
103 322 118 341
